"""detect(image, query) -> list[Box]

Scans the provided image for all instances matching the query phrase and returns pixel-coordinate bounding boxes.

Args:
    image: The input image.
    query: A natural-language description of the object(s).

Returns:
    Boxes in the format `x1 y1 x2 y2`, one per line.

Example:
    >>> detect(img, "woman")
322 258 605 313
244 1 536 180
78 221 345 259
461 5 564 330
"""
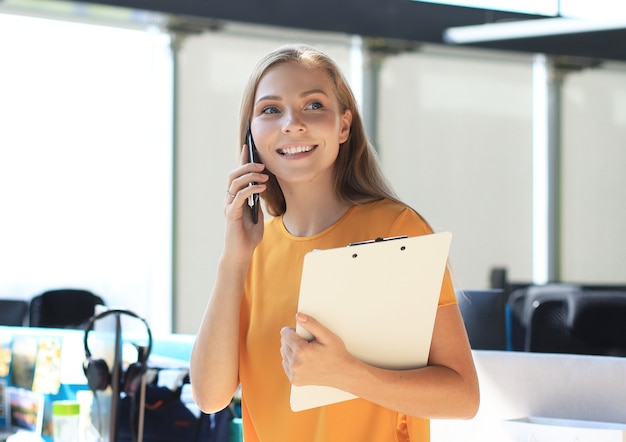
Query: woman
190 43 479 441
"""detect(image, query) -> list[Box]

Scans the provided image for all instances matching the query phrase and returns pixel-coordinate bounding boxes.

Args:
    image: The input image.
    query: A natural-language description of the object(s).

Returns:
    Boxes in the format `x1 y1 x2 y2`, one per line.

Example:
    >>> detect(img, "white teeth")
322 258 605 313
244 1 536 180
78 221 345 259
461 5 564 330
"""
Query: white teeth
279 145 314 156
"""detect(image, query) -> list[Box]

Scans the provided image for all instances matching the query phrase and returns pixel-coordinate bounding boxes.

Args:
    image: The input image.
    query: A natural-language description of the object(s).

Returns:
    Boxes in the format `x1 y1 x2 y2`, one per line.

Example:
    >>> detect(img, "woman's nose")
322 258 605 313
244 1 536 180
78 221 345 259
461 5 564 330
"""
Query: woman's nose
281 111 305 133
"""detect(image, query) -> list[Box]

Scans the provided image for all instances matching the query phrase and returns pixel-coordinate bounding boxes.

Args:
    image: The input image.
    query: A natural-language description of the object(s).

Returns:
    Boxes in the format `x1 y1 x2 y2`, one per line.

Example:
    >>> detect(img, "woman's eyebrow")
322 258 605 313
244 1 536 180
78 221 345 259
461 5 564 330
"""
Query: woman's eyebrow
300 88 328 98
256 88 329 105
255 94 281 105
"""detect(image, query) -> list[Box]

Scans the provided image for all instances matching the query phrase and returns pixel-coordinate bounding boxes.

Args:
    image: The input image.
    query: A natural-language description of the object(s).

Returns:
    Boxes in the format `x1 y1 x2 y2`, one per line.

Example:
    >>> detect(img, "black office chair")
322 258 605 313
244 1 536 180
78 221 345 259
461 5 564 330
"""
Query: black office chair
29 289 105 329
523 288 589 354
570 291 626 356
507 284 580 352
457 289 507 350
0 299 29 326
512 284 626 356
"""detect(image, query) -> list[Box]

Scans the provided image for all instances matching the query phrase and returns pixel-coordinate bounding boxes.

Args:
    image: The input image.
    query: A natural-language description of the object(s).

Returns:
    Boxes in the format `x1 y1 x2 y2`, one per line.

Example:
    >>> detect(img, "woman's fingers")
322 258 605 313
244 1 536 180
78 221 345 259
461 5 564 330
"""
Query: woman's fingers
225 163 267 204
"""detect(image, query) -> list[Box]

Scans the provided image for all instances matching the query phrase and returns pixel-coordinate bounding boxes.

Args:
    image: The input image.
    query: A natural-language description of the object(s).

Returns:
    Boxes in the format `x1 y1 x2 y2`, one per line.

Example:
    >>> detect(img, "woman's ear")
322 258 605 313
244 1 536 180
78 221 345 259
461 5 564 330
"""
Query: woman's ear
338 109 352 144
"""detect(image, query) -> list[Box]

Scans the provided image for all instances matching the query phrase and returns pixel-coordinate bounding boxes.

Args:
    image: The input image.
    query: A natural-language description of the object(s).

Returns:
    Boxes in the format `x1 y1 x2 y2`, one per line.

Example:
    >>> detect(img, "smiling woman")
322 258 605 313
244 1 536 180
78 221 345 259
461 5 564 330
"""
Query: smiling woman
190 44 479 442
0 11 173 333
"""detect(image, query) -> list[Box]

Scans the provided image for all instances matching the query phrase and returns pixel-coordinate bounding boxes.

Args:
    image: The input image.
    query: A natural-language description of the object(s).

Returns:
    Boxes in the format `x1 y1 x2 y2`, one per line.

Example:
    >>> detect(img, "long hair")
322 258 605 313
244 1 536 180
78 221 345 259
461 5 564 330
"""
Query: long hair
239 44 398 216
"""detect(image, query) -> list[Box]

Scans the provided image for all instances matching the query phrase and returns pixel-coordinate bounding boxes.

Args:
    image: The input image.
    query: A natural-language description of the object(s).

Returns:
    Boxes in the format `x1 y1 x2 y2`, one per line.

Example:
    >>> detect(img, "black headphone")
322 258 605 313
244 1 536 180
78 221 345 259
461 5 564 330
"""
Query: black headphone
83 309 153 395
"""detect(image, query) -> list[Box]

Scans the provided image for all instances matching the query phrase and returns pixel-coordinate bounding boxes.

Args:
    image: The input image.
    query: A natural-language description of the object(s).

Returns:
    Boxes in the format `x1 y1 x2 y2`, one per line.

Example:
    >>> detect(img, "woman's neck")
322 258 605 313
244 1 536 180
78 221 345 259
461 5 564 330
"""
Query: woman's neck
280 181 351 237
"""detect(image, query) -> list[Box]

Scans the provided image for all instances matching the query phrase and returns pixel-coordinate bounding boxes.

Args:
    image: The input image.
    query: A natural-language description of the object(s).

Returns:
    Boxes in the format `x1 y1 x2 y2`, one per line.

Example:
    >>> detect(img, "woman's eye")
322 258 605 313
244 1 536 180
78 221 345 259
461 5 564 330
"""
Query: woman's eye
261 106 279 114
307 101 324 110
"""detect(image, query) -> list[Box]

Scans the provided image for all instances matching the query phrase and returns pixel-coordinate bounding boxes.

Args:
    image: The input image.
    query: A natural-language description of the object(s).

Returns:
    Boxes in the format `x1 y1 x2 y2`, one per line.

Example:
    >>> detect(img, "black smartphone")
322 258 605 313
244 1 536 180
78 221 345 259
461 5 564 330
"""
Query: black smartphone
246 125 260 224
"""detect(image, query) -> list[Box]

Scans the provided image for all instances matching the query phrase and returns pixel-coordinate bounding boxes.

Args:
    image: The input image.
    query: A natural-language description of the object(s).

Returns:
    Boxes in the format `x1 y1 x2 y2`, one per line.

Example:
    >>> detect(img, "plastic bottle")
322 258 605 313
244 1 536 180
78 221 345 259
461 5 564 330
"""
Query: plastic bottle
52 400 80 442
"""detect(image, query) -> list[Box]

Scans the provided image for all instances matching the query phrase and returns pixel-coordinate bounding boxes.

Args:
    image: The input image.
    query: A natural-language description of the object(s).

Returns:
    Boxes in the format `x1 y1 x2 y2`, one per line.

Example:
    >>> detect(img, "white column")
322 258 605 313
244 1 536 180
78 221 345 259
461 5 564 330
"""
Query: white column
532 54 563 284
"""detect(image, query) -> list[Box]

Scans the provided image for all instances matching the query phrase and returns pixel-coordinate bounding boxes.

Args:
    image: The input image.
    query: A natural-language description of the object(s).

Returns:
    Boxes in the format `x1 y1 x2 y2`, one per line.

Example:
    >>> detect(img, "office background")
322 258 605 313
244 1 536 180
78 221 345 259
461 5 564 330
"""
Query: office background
1 1 624 335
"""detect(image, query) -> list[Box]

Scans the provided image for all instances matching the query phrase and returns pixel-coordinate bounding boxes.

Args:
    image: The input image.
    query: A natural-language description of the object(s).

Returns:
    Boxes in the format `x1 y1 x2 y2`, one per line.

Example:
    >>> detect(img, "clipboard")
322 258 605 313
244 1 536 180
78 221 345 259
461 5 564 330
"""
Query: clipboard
290 231 452 411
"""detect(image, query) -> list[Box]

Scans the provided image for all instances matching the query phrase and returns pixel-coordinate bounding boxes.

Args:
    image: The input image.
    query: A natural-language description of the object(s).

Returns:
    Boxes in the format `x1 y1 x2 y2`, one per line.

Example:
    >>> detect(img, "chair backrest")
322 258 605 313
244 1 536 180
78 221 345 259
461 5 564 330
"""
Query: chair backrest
570 291 626 356
29 289 105 329
510 284 626 355
457 289 507 350
0 299 29 326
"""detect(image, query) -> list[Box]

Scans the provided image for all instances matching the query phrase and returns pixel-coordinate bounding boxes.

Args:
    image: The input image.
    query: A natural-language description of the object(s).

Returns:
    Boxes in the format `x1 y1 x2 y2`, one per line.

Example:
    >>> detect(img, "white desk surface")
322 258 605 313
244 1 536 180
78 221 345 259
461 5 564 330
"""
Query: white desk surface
431 350 626 441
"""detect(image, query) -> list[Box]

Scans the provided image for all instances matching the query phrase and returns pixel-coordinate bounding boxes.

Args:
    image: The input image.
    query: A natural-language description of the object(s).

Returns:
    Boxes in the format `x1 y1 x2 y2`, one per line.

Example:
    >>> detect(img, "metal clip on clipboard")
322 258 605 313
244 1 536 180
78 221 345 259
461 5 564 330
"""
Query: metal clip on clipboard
348 235 408 247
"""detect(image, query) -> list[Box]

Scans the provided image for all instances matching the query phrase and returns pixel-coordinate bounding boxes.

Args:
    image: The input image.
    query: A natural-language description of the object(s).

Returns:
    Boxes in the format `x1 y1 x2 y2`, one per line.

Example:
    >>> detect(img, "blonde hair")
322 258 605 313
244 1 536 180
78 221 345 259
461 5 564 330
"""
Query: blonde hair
239 44 398 216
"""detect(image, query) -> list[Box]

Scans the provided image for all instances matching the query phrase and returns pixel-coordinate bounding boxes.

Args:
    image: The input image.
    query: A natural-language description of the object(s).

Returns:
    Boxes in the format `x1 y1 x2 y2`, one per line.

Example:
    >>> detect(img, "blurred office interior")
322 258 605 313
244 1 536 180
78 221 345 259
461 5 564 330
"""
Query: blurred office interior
0 0 624 334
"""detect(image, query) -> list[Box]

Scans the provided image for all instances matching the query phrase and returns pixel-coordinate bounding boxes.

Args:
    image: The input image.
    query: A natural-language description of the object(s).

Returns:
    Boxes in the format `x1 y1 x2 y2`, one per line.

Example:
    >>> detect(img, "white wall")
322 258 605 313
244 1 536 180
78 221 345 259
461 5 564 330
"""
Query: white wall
379 47 535 290
561 65 626 283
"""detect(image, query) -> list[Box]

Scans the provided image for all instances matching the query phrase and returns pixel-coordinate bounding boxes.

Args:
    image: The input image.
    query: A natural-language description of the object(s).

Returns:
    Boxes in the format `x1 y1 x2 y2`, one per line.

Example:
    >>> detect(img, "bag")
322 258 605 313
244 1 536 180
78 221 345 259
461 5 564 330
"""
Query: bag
118 371 233 442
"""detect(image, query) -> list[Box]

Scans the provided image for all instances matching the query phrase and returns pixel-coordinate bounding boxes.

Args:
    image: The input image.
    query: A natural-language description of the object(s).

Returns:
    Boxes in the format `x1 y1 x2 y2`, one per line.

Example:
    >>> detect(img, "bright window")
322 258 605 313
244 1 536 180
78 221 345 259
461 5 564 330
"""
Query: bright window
0 11 173 332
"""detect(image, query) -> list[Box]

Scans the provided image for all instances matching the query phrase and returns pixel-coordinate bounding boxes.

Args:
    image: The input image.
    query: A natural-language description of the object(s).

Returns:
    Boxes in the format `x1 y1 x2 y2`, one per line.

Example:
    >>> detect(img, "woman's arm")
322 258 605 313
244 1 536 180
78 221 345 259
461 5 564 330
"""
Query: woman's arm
190 255 249 413
280 304 480 418
190 152 268 413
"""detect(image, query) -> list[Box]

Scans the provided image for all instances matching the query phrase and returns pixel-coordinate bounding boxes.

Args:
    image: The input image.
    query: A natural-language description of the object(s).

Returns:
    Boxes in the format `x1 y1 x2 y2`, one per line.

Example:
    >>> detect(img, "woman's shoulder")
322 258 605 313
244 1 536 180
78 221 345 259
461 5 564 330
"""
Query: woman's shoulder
355 198 418 221
359 198 410 213
352 198 432 236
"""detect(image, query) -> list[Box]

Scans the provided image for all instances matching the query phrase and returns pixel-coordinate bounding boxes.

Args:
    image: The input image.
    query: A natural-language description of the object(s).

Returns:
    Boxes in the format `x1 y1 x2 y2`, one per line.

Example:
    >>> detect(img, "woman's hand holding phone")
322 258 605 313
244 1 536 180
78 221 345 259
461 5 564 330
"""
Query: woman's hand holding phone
222 136 267 260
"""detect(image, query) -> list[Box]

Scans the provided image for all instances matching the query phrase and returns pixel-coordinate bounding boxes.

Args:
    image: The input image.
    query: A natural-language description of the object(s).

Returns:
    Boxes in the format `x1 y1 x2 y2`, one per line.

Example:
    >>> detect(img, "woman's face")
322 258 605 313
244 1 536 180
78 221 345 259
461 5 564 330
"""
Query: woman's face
250 62 352 188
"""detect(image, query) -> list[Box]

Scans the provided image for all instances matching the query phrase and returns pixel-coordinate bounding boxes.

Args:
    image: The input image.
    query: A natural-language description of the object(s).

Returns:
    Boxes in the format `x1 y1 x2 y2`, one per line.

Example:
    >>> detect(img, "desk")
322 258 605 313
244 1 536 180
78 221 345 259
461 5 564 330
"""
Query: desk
432 350 626 441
